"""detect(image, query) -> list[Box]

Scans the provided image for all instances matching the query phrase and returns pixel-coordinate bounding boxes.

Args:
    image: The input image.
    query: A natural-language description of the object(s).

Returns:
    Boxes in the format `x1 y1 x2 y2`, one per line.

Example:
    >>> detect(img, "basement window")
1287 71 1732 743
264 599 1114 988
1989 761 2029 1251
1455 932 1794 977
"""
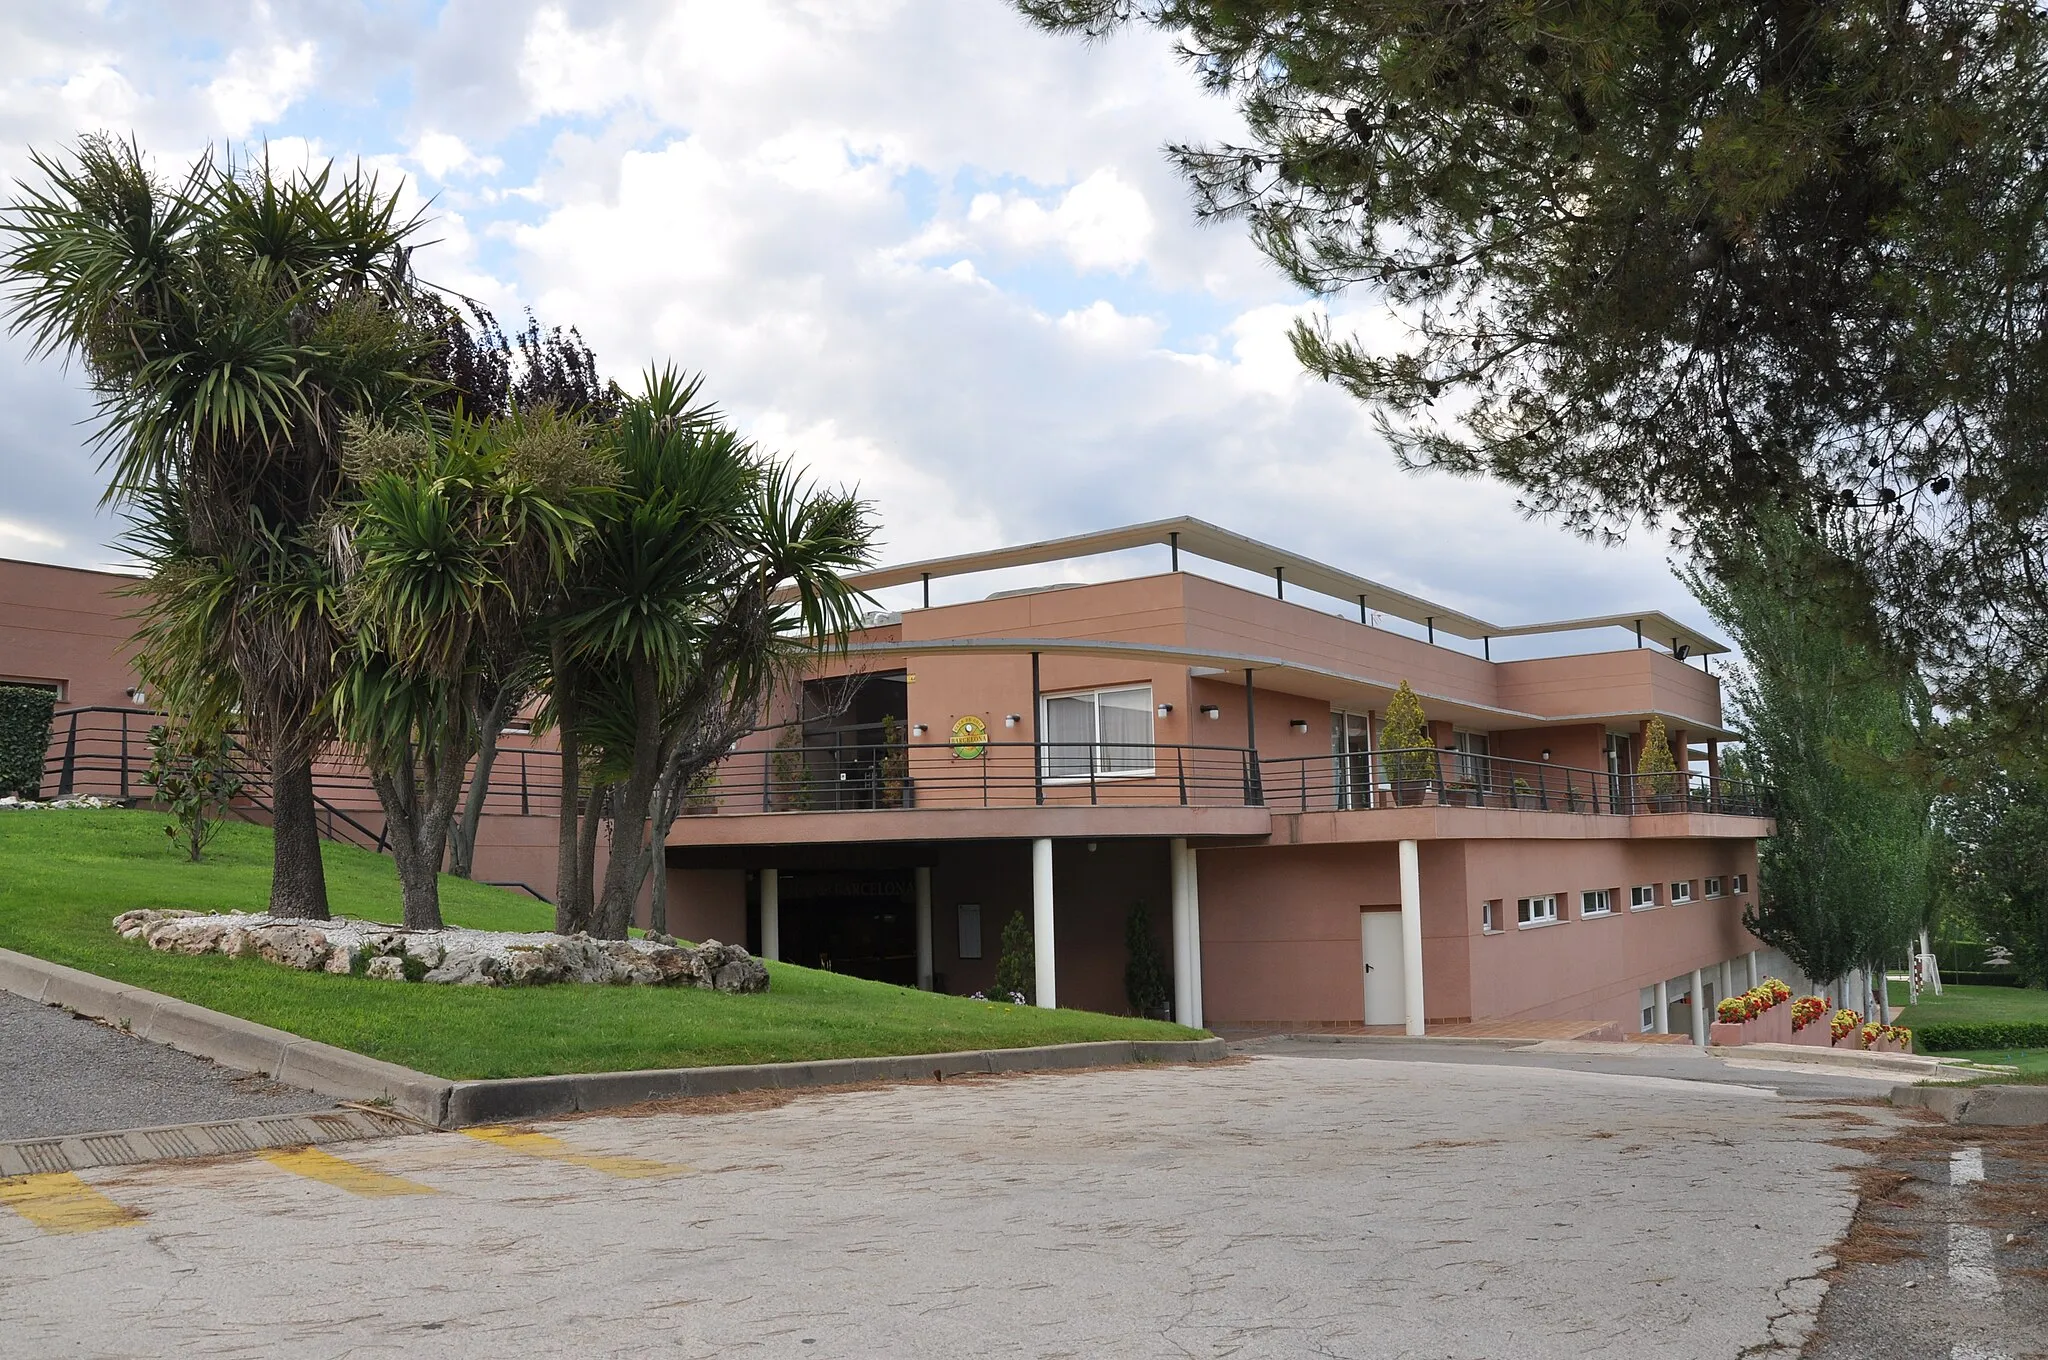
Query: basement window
1703 876 1723 898
1481 900 1501 934
1670 880 1694 904
1730 873 1749 895
1580 889 1613 918
1630 884 1660 910
1516 895 1559 927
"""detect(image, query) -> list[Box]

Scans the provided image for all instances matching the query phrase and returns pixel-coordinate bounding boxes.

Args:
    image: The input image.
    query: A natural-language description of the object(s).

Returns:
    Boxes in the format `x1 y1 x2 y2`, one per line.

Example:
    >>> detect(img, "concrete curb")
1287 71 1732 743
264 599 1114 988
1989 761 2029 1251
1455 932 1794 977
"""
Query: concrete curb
0 1107 424 1178
1710 1041 1955 1078
1229 1033 1539 1050
0 948 451 1125
1891 1083 2048 1126
0 948 1228 1130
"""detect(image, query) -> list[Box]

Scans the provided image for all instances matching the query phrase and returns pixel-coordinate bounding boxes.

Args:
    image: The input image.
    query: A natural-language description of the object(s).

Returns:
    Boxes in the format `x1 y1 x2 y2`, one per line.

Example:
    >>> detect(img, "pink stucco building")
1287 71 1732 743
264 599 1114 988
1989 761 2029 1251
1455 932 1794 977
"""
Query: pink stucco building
3 517 1775 1039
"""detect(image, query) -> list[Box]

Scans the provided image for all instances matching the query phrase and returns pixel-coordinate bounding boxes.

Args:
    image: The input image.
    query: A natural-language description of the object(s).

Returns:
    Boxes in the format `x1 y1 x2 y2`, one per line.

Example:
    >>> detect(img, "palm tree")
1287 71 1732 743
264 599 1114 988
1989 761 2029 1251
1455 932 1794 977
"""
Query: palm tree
3 138 435 918
551 369 877 938
329 408 613 930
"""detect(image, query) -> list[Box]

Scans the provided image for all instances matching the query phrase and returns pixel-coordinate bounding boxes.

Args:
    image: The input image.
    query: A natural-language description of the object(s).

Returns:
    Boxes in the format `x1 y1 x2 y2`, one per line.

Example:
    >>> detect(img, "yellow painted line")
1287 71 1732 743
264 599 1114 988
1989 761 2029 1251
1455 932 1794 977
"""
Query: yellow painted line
256 1146 439 1198
0 1173 144 1235
461 1126 687 1180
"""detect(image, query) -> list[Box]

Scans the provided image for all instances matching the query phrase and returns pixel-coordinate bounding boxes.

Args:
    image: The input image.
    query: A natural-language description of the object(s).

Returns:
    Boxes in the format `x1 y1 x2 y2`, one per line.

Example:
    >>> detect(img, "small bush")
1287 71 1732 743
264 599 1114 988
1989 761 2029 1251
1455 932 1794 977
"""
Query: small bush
0 685 56 798
1124 899 1170 1018
1916 1020 2048 1052
992 910 1035 1006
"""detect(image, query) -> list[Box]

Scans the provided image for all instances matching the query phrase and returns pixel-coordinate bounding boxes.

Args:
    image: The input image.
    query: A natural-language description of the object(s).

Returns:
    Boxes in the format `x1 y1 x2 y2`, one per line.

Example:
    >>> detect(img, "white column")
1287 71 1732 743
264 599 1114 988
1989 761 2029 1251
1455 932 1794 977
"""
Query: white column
1169 838 1192 1024
1187 845 1205 1030
1032 837 1056 1009
1397 838 1426 1037
1689 967 1707 1046
1653 979 1670 1034
1746 950 1759 989
759 868 780 963
1719 959 1735 1007
914 866 933 991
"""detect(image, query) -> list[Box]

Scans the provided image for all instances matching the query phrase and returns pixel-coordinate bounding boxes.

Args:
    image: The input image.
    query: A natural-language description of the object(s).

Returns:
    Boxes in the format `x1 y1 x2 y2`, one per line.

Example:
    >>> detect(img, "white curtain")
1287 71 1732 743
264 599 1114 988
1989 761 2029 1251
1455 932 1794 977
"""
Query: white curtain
1097 688 1154 772
1042 694 1096 779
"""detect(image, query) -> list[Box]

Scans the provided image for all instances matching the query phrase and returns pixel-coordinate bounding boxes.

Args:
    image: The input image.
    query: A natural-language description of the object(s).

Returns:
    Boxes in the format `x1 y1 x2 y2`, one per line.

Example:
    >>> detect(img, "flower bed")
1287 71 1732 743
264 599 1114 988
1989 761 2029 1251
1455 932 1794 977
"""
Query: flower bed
1708 978 1794 1046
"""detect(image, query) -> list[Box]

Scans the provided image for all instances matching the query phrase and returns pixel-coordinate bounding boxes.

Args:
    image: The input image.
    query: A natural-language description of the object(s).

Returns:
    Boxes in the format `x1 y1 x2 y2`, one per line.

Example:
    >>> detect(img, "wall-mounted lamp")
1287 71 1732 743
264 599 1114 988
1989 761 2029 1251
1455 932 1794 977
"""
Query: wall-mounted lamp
1289 719 1310 733
1004 713 1022 728
1156 703 1173 718
1199 705 1221 720
1673 644 1691 662
1540 749 1552 762
125 687 147 705
911 723 928 736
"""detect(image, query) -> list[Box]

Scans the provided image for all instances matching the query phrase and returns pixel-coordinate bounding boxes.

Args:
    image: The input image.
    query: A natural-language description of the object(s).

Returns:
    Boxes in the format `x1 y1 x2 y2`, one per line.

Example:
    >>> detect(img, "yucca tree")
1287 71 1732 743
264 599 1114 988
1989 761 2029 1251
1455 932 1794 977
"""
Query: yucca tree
2 137 435 918
551 369 877 938
330 408 613 929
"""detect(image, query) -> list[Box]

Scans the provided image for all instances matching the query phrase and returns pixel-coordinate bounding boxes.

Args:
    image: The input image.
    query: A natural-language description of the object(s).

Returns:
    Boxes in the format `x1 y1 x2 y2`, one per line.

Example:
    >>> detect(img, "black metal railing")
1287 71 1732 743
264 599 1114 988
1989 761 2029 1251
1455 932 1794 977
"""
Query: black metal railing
708 739 1265 812
1257 747 1769 817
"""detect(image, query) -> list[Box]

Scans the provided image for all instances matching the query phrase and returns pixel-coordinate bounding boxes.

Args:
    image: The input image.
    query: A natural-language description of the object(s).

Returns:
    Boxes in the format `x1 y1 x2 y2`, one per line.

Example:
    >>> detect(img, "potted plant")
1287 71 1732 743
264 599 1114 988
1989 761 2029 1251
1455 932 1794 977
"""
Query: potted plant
1512 776 1542 810
1381 681 1434 806
1635 716 1680 812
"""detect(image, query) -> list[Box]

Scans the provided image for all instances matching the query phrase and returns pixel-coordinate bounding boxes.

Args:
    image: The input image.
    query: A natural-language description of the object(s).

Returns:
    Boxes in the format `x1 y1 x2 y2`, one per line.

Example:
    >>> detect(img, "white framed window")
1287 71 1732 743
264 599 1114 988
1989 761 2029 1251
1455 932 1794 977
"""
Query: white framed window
1703 876 1723 898
1730 873 1749 894
1640 987 1656 1033
1580 889 1613 917
1630 883 1660 910
1517 895 1559 927
1452 729 1491 788
1669 880 1694 904
1480 900 1499 933
1041 685 1154 780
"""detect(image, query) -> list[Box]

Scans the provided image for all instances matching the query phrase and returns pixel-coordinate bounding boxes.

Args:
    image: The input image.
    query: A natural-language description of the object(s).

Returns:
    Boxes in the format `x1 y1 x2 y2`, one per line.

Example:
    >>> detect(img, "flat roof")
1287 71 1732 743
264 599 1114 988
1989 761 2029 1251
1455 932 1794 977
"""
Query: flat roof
850 516 1727 657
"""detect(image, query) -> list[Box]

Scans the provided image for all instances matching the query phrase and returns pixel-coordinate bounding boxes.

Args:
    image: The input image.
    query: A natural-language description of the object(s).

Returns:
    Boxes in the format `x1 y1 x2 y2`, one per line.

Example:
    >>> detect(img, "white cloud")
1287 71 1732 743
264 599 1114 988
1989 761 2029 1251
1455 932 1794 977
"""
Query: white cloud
409 130 502 180
960 168 1156 273
207 39 316 139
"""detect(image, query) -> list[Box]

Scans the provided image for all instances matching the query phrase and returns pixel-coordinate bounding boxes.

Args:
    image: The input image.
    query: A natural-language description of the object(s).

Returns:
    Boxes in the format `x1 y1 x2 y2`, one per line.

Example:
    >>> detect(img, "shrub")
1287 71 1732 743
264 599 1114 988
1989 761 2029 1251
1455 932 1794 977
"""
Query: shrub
1636 715 1678 801
1716 995 1750 1024
144 723 245 861
0 685 56 798
1123 899 1171 1018
1915 1020 2048 1053
1758 977 1792 1007
1380 681 1434 785
992 910 1035 1006
1830 1008 1864 1043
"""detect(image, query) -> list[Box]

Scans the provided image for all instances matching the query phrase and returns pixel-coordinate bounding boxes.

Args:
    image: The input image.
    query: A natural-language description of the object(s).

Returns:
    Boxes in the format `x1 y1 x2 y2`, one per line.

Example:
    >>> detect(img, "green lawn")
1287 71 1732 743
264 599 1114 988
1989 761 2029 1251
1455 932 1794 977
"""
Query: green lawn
0 810 1198 1080
1893 982 2048 1029
1937 1049 2048 1082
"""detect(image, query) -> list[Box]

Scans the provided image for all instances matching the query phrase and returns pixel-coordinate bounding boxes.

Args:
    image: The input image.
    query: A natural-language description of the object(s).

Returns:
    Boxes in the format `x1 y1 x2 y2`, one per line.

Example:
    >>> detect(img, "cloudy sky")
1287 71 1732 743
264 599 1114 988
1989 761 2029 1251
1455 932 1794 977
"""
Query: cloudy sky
0 0 1705 655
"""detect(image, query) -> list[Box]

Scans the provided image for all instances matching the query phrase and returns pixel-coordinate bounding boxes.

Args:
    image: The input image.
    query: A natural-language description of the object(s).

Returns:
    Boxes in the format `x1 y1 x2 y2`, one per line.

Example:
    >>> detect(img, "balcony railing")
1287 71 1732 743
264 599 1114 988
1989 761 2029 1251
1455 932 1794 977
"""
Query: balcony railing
1258 748 1769 818
40 707 1768 832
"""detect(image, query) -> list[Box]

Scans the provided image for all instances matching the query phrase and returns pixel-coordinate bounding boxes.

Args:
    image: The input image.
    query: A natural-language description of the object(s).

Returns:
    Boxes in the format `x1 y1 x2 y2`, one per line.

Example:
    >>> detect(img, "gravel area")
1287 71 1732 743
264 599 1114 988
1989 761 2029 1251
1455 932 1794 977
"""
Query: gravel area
0 990 335 1141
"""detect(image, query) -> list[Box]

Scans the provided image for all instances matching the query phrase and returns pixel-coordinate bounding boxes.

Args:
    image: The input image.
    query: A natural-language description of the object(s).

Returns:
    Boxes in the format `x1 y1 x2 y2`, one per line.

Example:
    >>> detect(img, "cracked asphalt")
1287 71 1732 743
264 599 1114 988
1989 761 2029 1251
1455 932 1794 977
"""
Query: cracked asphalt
1 1051 1899 1358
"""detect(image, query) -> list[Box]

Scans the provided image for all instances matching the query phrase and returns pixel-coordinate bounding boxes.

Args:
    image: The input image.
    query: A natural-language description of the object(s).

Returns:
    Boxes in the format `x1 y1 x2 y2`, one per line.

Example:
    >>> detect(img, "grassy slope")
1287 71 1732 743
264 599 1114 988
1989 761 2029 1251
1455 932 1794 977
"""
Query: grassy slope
0 810 1197 1080
1893 983 2048 1029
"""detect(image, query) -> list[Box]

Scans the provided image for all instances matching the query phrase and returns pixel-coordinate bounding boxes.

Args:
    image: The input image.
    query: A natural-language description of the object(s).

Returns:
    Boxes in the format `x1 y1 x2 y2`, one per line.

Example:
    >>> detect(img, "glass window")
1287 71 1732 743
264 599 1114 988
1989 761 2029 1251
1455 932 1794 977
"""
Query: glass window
1731 873 1749 894
1670 880 1694 904
1581 889 1613 917
1480 900 1497 932
1517 895 1559 926
1041 686 1154 779
1630 884 1660 909
1452 730 1491 788
1703 877 1723 898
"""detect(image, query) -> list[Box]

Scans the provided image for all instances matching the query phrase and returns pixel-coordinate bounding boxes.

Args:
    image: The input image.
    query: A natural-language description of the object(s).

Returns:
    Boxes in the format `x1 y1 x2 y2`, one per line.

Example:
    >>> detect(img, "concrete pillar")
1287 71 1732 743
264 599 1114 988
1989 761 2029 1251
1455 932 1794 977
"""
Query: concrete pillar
1746 950 1759 989
1169 838 1192 1025
1653 979 1670 1034
1032 837 1056 1009
1689 968 1707 1046
1187 845 1205 1030
914 866 933 991
1398 838 1426 1037
1719 958 1735 1007
760 868 780 963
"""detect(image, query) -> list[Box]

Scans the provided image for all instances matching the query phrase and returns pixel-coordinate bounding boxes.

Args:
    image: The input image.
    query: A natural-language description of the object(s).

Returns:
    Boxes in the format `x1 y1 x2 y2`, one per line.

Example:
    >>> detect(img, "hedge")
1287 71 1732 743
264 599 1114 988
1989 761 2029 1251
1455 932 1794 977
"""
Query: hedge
1916 1021 2048 1053
0 685 57 798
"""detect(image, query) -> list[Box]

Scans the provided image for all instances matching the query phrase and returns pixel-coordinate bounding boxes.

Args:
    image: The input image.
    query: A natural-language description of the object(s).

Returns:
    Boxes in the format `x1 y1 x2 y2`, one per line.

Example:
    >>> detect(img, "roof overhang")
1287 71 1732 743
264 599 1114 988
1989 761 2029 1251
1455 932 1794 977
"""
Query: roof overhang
848 516 1728 657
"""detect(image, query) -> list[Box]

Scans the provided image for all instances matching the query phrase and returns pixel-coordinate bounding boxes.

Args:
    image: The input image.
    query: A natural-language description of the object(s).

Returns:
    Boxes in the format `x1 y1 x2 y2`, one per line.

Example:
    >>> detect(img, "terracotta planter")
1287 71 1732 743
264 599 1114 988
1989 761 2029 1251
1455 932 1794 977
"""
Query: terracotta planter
1708 1020 1749 1046
1790 1021 1831 1047
1766 1004 1793 1044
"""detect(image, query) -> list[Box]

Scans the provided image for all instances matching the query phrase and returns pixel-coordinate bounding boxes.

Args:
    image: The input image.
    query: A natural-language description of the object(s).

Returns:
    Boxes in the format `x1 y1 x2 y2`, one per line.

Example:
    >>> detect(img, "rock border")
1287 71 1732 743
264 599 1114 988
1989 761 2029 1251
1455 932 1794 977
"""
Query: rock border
0 947 1226 1130
1890 1082 2048 1126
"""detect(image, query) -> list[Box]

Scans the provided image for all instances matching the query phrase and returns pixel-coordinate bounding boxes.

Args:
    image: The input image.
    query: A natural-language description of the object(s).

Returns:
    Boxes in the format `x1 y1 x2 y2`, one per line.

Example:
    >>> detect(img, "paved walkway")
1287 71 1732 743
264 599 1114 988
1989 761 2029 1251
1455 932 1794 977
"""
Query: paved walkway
0 1053 1889 1358
0 991 333 1141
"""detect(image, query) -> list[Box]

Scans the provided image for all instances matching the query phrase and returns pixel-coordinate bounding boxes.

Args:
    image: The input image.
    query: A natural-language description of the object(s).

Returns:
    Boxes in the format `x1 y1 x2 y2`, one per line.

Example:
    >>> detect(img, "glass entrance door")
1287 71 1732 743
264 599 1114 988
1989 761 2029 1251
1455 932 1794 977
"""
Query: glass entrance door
1605 733 1633 811
1332 711 1373 809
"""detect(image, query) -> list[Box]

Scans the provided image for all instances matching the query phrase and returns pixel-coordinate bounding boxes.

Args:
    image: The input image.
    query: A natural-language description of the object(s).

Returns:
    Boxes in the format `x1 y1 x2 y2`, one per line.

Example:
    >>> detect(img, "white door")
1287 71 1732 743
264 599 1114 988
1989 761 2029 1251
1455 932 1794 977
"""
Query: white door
1360 909 1406 1026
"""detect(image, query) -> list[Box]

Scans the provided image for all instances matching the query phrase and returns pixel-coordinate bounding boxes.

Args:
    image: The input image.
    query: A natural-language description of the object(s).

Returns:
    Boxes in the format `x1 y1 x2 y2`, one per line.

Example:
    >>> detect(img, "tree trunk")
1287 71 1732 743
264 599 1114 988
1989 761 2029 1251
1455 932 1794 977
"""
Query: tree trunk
268 755 331 920
594 658 663 939
450 684 518 879
552 645 587 934
568 783 606 934
646 772 673 936
370 733 469 933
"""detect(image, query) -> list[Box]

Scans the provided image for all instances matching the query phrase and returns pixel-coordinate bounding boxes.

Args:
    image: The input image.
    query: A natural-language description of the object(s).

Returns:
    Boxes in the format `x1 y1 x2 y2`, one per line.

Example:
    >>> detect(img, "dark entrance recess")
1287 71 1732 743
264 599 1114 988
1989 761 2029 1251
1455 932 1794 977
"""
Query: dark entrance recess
747 869 917 987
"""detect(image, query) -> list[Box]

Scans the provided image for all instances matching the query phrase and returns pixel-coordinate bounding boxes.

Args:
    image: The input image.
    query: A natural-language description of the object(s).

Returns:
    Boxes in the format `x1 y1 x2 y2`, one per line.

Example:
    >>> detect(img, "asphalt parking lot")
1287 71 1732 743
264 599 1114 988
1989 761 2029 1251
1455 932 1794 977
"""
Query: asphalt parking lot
0 1051 1905 1359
